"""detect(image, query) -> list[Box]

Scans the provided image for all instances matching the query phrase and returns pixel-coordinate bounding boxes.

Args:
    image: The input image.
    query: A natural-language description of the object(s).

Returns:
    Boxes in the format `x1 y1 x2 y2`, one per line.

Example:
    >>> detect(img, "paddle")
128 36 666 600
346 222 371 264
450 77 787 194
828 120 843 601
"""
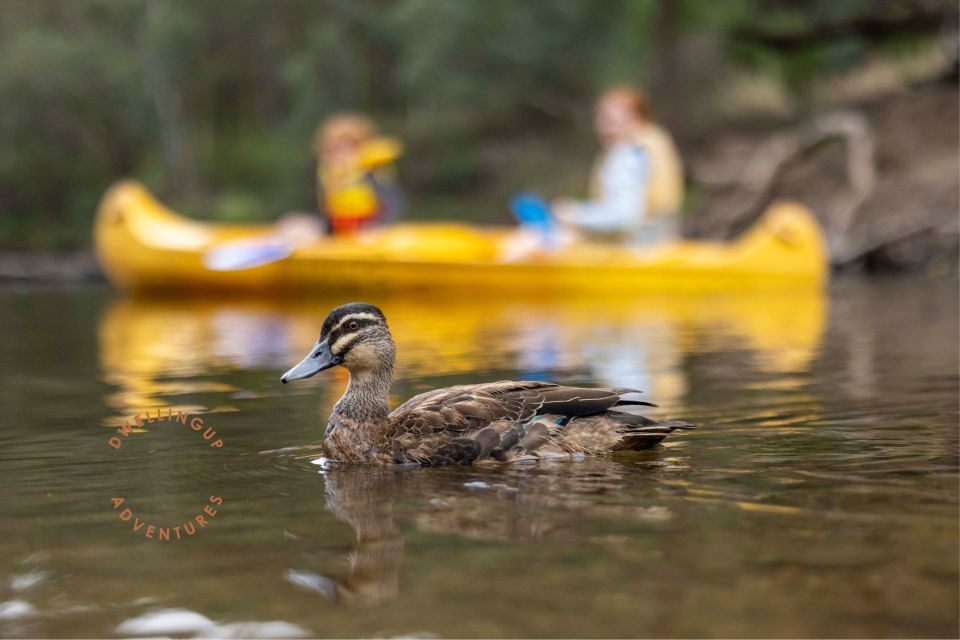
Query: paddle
203 213 325 271
208 195 557 271
203 237 295 271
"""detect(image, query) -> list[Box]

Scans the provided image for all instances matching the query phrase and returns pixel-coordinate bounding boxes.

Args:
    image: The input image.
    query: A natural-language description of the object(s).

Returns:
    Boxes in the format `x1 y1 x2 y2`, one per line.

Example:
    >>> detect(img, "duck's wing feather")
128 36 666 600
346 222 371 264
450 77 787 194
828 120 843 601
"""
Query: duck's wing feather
387 381 660 465
390 380 638 433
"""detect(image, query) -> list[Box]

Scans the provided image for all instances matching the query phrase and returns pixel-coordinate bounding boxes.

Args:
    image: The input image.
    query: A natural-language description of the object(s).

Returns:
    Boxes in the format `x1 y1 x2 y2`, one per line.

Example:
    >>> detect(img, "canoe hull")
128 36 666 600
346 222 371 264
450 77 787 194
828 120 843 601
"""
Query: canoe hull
95 181 828 295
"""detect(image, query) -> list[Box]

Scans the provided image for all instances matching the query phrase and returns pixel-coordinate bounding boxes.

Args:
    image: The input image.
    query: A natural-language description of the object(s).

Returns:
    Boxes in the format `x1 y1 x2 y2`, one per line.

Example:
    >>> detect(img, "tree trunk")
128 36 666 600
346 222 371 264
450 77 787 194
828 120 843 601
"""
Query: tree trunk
143 0 200 201
650 0 684 130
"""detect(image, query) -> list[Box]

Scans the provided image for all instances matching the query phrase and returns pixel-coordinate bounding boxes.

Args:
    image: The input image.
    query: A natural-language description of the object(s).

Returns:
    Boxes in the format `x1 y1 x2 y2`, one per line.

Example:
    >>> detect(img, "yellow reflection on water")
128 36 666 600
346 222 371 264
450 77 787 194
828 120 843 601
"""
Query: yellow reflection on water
98 291 825 420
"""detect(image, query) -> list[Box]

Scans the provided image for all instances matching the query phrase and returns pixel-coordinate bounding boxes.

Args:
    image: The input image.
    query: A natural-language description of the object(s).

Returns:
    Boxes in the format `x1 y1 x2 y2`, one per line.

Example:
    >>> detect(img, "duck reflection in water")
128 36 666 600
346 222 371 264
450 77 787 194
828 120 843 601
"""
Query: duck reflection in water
287 467 406 607
283 455 686 607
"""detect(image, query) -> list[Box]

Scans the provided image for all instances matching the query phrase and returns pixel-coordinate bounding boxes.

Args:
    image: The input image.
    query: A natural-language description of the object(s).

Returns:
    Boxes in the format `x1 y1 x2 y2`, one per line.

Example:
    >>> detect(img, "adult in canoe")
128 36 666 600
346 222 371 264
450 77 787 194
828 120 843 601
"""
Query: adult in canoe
553 87 684 246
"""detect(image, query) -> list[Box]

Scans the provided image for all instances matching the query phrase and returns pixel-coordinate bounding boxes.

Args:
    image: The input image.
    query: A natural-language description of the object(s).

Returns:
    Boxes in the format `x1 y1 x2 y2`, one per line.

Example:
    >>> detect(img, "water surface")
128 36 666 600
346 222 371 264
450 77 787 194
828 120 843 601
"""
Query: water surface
0 279 957 637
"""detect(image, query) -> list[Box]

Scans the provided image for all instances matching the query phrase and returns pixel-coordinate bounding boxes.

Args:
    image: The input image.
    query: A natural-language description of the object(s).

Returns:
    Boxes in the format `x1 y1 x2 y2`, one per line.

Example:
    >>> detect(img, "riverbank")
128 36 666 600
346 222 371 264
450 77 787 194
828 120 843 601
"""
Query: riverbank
685 80 959 274
0 250 101 283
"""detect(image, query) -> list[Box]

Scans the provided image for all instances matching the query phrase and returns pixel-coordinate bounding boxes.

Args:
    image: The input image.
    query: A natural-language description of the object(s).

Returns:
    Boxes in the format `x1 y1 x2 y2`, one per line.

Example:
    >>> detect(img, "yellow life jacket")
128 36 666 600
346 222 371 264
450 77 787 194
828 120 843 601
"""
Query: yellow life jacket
631 124 683 216
318 137 403 222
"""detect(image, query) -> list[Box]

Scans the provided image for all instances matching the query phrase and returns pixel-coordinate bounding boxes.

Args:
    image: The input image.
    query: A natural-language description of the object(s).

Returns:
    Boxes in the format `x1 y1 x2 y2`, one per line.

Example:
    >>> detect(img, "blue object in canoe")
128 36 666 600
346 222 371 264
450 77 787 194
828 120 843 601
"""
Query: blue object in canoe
509 193 558 247
509 193 553 228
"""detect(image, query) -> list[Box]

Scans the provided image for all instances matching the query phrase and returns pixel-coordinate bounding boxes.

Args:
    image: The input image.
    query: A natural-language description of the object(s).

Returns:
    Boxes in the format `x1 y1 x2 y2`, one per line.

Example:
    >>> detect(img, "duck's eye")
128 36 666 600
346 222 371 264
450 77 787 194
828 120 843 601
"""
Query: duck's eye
348 321 359 331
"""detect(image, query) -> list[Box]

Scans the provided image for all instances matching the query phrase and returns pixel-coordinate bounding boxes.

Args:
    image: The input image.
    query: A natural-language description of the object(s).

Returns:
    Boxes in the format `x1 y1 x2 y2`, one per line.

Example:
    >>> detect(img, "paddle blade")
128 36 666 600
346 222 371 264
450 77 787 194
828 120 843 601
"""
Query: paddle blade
204 240 293 271
509 193 553 230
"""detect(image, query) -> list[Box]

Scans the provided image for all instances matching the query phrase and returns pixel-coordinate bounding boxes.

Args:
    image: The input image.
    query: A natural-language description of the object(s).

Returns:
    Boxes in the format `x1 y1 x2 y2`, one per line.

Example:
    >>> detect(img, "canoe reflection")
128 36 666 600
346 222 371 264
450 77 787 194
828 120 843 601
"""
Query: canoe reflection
98 291 825 420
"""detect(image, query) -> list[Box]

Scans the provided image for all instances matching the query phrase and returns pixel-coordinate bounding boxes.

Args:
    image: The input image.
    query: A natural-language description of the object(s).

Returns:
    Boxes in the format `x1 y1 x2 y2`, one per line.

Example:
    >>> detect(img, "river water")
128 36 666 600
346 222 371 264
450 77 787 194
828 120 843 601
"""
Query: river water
0 278 957 638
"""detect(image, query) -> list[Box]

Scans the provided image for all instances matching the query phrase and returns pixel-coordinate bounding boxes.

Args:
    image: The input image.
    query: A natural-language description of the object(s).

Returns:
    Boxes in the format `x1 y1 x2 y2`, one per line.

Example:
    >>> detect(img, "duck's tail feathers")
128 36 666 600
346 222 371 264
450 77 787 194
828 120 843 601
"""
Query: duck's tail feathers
614 399 658 408
608 412 696 451
613 388 657 408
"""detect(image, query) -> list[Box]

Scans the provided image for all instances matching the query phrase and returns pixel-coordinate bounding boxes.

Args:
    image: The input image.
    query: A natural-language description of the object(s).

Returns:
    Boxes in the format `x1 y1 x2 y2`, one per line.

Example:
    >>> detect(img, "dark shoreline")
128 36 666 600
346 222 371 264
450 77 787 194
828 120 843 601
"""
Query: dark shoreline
0 250 102 283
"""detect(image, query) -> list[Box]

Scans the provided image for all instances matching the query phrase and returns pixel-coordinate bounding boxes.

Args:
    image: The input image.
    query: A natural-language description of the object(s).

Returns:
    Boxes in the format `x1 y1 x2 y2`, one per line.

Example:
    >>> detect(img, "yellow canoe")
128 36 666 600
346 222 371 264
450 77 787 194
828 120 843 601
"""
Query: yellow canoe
94 180 827 294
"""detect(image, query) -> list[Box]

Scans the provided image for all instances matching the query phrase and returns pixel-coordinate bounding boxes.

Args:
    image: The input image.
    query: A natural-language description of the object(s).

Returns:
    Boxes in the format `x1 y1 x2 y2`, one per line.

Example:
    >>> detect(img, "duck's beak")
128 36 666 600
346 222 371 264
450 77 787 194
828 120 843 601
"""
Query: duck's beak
281 338 342 383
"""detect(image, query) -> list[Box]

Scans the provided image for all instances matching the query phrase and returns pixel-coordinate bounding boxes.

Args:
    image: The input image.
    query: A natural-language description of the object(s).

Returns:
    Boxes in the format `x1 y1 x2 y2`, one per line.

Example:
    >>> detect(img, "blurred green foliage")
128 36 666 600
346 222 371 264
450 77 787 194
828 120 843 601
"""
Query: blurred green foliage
0 0 951 247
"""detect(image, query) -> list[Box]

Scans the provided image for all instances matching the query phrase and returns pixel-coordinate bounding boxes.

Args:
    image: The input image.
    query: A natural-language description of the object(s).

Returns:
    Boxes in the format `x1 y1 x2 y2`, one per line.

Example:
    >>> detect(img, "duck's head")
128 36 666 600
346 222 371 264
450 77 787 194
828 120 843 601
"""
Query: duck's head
281 302 395 383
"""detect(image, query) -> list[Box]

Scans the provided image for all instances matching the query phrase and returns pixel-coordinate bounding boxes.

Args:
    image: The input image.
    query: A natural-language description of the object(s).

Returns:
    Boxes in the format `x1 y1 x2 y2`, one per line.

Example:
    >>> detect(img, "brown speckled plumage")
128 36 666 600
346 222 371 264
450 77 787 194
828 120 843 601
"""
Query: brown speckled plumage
282 302 693 465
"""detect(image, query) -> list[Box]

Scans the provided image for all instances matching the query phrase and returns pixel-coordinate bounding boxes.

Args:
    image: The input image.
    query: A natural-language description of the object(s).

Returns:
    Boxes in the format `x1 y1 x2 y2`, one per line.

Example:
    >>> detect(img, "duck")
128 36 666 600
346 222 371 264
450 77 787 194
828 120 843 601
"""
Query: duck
280 302 693 465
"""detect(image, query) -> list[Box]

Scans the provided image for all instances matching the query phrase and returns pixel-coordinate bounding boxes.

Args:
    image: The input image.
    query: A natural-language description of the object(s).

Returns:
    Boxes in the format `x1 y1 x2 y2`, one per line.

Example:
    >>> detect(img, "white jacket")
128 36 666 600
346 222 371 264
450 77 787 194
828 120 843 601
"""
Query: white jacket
566 124 683 234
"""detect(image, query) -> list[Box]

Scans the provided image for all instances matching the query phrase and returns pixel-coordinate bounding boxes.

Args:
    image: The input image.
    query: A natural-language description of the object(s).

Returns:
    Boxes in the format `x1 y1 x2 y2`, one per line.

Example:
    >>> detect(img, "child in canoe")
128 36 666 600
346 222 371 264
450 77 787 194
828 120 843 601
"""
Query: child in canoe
314 113 403 235
207 114 403 270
